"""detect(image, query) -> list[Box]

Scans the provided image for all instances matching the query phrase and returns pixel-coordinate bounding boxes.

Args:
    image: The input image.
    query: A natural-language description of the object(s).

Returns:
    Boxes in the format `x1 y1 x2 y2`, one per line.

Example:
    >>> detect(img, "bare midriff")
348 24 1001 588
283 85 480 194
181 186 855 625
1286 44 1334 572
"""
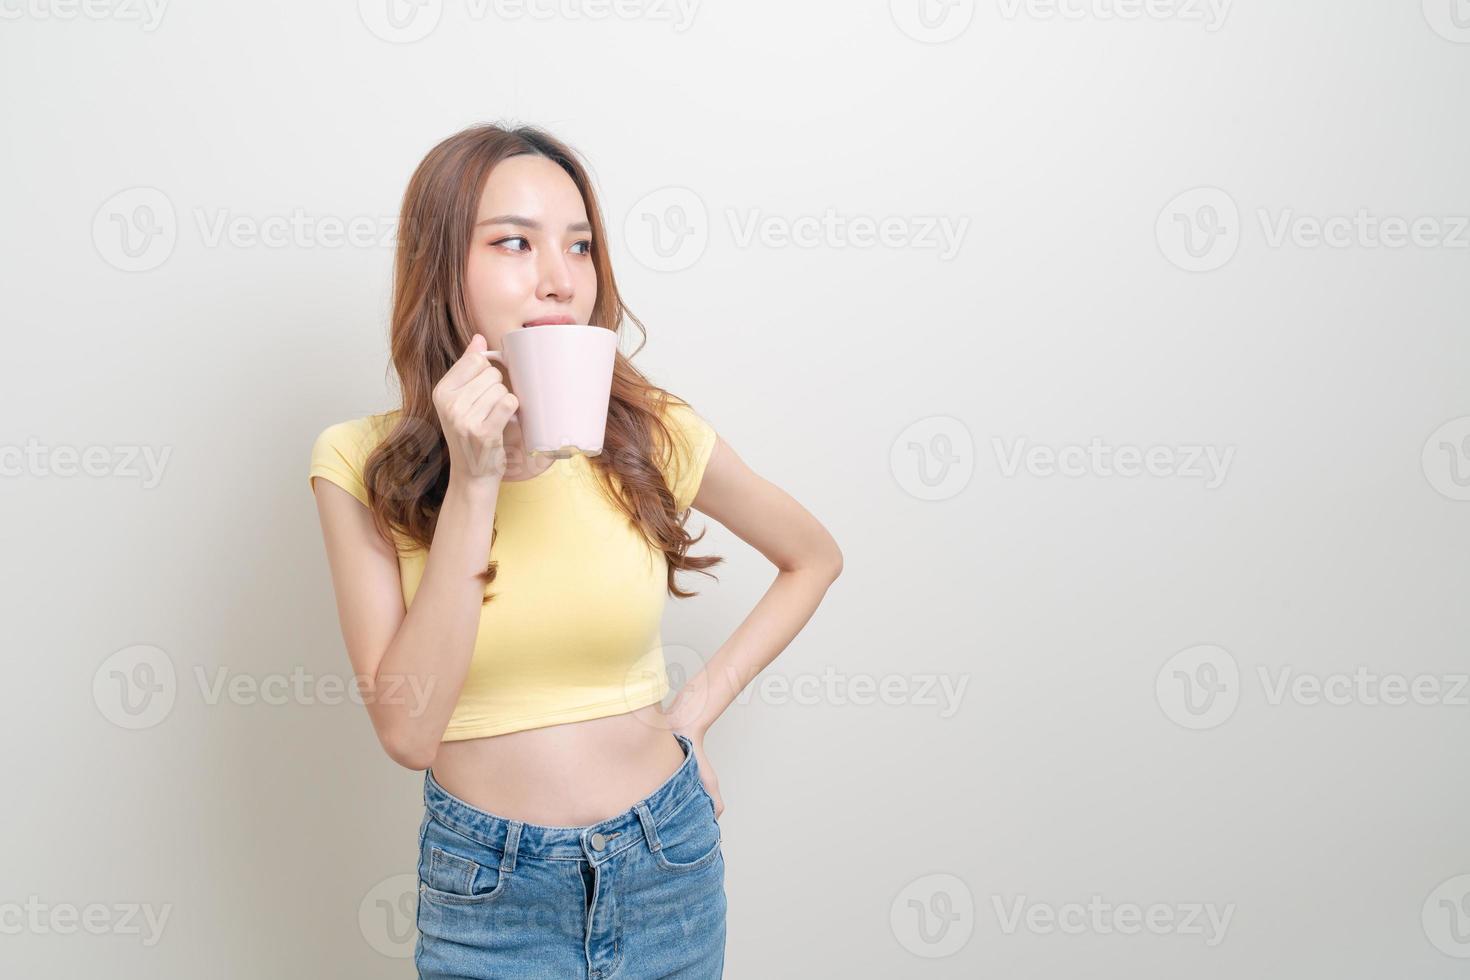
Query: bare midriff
426 701 687 827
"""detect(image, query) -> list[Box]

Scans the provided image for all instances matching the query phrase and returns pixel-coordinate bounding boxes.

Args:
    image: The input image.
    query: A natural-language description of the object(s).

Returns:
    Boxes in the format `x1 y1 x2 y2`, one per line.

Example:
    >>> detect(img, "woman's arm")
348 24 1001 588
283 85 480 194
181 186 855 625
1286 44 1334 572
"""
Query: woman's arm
665 433 844 738
312 472 501 770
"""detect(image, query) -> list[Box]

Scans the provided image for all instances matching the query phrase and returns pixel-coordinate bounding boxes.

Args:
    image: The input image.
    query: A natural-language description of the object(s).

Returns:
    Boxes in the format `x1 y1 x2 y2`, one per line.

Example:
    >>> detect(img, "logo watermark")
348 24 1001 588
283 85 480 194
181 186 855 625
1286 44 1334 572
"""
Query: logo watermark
891 418 1235 499
890 415 976 502
891 0 1229 42
1422 0 1470 43
622 645 969 729
1157 644 1468 730
1423 874 1470 958
1156 644 1240 730
92 645 437 730
0 0 168 30
996 0 1231 31
93 187 402 272
993 436 1235 488
624 187 970 271
0 439 171 488
1156 187 1240 272
358 0 698 43
1422 416 1470 501
1158 186 1470 272
891 873 976 957
991 893 1234 946
731 667 970 718
726 208 968 261
890 874 1233 955
0 897 172 946
359 874 418 958
1258 666 1469 708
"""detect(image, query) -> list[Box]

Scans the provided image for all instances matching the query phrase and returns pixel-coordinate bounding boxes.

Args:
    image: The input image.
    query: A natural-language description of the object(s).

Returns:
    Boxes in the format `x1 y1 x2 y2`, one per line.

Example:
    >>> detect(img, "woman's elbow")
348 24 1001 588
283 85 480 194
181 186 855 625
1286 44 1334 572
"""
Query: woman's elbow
378 722 435 771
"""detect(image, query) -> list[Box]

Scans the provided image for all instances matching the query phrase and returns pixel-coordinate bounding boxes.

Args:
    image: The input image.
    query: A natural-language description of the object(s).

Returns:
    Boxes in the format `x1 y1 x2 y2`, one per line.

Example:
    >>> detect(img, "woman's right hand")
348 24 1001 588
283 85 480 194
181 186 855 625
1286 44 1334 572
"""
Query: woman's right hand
432 333 520 484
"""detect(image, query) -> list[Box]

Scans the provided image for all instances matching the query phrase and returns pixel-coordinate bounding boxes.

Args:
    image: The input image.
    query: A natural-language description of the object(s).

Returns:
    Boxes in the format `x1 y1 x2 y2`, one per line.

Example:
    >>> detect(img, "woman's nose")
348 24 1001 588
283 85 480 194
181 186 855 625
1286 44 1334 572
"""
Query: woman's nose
536 252 574 300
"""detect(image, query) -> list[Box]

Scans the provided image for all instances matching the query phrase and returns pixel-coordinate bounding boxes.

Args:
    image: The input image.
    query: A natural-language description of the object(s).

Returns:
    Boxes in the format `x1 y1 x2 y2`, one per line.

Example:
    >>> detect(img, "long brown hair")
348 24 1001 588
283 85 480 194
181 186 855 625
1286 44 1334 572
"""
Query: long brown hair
359 123 722 602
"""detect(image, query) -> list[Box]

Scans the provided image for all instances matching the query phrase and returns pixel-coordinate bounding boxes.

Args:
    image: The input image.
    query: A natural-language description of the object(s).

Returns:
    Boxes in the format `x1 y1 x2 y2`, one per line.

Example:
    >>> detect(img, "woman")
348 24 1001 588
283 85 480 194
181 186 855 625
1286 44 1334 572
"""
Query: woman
307 123 843 978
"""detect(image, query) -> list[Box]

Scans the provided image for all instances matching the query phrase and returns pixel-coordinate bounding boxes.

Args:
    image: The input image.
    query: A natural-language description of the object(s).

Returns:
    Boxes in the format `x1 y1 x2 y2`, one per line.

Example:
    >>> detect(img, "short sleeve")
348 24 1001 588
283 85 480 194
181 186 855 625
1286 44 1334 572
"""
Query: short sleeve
659 399 717 512
308 419 376 507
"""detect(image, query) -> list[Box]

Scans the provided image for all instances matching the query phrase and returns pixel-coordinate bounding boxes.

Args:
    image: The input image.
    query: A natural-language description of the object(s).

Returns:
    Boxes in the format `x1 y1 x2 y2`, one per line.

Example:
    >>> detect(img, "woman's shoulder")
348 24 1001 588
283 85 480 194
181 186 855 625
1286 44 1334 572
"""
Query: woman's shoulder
317 407 403 447
307 408 402 506
647 391 717 511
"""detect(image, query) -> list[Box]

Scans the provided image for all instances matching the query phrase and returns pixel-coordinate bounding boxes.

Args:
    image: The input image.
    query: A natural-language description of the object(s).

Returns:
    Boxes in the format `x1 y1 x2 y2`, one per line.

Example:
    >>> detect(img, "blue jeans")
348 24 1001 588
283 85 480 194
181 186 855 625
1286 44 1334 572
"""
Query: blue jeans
415 731 727 979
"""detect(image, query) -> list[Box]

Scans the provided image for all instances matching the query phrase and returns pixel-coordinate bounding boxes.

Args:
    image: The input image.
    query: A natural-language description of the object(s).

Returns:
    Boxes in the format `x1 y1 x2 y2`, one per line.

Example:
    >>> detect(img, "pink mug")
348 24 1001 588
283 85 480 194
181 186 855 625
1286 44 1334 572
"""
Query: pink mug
482 324 619 458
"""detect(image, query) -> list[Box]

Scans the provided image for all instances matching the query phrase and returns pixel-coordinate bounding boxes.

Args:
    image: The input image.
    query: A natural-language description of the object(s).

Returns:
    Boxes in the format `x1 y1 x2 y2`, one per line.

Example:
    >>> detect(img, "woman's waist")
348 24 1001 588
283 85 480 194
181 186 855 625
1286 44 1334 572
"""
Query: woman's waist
426 706 687 827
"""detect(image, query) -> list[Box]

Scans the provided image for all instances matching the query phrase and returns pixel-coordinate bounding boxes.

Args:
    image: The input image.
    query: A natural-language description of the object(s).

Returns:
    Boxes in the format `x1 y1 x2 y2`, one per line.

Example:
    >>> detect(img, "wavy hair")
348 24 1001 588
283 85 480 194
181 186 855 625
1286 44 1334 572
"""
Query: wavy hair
359 123 722 602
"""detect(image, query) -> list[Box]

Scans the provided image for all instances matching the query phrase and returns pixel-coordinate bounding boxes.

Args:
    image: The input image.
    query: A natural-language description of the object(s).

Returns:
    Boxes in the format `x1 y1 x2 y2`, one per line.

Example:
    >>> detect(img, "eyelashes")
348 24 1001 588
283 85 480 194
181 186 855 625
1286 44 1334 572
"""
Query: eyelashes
492 236 594 255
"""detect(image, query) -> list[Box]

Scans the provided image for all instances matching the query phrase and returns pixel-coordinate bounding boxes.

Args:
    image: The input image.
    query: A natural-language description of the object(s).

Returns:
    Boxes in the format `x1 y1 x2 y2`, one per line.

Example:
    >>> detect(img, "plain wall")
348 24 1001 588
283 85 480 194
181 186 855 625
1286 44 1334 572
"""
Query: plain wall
2 1 1468 976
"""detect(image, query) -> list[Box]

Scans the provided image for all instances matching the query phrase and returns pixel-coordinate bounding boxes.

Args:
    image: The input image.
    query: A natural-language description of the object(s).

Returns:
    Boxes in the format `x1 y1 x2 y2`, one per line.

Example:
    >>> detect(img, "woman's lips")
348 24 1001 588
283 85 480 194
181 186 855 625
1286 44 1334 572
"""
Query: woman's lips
522 315 576 327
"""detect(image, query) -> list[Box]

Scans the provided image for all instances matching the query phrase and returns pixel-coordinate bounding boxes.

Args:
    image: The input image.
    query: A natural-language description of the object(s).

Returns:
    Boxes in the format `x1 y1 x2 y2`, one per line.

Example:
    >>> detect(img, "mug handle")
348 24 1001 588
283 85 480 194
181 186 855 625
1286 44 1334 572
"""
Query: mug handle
480 350 519 420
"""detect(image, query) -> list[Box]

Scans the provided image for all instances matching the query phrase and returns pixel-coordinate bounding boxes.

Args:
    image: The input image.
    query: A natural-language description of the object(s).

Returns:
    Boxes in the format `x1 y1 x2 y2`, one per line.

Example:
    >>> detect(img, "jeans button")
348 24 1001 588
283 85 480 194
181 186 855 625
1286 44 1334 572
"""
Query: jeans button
590 832 607 850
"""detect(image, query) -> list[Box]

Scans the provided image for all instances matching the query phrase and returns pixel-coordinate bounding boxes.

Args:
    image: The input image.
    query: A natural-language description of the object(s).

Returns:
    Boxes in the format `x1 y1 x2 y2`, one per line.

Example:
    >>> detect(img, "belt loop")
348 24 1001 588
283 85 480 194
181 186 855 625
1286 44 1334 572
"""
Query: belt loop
501 821 523 875
634 801 662 854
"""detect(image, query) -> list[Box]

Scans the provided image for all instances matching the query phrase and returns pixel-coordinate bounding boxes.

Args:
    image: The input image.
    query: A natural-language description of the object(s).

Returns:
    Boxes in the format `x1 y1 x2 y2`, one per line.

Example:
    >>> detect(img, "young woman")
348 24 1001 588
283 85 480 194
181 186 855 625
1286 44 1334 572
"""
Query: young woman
307 124 843 978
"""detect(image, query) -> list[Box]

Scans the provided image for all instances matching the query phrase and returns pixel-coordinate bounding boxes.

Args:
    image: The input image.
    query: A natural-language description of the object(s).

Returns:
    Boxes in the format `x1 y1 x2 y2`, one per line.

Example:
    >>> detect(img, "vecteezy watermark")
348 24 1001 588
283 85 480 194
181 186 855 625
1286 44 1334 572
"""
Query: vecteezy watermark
621 645 968 725
1422 0 1470 44
1257 209 1470 251
0 439 171 488
991 894 1235 946
1156 644 1240 730
1422 415 1470 501
1423 874 1470 958
357 0 698 43
92 187 401 272
1156 187 1240 272
890 873 976 958
726 208 969 261
730 667 970 718
890 417 1234 500
890 0 1229 42
622 187 708 272
622 187 971 272
889 874 1234 955
1257 666 1470 708
992 436 1236 489
93 187 178 273
360 874 419 958
1157 644 1470 731
995 0 1232 31
0 897 173 946
890 415 976 502
889 0 975 43
0 0 168 30
1158 186 1470 272
92 645 438 730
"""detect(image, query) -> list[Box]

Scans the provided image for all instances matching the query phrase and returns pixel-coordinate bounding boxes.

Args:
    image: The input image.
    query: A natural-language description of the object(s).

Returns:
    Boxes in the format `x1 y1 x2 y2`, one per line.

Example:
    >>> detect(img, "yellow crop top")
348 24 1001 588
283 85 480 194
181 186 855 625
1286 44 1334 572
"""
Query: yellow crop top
307 399 718 741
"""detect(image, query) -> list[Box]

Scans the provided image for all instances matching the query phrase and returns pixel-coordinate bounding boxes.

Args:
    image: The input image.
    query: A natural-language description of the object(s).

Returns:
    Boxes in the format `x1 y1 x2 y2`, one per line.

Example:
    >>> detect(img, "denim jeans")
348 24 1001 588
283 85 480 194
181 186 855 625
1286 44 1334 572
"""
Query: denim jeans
415 731 727 979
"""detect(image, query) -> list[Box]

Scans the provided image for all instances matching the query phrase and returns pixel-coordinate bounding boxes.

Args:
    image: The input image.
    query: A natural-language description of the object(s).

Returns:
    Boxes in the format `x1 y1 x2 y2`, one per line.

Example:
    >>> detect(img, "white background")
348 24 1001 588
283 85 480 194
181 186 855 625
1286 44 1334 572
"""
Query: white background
2 0 1469 976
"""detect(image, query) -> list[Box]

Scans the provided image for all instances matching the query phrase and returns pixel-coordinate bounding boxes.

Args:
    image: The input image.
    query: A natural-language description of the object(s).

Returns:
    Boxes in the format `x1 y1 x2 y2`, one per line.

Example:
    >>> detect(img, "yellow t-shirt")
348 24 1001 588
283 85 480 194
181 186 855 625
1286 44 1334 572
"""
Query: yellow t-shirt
307 399 717 740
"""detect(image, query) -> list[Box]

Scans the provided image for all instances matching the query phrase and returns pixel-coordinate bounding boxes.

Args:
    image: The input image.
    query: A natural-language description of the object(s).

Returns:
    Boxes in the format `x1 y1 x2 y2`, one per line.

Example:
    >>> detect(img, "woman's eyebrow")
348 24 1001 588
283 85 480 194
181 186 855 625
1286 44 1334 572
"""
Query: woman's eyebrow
475 214 593 232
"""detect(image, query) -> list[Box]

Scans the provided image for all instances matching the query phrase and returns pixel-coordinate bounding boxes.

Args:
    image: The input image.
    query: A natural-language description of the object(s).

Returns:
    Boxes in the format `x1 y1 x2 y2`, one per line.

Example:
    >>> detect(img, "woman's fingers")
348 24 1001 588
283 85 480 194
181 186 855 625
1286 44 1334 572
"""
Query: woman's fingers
439 334 491 394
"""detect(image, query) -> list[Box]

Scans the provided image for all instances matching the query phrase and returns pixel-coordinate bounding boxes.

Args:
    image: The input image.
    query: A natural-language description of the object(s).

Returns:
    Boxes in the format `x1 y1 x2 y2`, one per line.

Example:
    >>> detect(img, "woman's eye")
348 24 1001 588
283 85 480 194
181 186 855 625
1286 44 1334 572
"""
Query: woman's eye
491 237 591 255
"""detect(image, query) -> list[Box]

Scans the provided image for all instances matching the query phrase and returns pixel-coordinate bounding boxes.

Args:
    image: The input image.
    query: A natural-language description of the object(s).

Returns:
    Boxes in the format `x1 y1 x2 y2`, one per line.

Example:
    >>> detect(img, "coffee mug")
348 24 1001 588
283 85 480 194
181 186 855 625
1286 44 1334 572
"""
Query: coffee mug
482 324 618 458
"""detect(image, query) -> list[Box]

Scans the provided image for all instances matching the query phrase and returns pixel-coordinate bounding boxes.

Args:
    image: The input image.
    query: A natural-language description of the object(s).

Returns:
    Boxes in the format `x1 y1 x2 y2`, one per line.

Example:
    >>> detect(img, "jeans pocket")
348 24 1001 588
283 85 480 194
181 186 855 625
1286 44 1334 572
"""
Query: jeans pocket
420 844 508 906
652 790 723 874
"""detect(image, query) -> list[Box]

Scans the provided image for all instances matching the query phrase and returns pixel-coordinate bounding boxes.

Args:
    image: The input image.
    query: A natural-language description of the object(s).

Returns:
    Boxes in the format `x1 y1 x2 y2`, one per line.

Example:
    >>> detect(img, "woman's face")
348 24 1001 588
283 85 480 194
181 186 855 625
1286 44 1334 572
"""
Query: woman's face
464 154 597 350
